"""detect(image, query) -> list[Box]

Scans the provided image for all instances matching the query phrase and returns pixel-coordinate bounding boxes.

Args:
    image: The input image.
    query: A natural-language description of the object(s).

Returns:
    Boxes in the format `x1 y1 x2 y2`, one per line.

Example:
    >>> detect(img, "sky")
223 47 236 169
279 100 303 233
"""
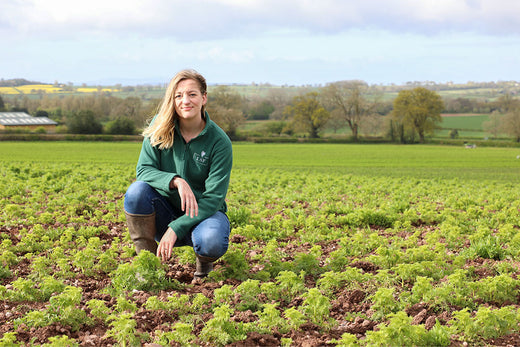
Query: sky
1 0 519 86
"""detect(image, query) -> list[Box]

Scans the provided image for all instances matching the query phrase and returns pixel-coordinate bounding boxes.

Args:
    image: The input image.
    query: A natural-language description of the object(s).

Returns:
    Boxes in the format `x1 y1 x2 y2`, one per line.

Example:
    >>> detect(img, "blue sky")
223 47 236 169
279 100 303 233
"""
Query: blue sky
1 0 519 86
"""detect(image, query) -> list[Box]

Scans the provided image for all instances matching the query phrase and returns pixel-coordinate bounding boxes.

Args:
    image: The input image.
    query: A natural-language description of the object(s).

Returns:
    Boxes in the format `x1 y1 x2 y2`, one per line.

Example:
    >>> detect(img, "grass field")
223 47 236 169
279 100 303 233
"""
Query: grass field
1 141 520 345
440 114 489 130
1 141 519 181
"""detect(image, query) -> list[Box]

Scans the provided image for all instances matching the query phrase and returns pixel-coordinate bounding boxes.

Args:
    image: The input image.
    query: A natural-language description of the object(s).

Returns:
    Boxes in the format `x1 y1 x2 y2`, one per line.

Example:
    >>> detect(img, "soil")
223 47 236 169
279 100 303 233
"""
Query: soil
2 224 520 346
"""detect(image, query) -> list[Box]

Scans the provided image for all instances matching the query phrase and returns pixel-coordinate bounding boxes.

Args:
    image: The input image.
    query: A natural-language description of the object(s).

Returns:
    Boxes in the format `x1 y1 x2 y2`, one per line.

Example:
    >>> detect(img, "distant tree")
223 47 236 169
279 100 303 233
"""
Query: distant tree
67 110 103 134
444 97 475 113
207 86 246 139
496 93 520 113
284 92 330 138
10 107 29 113
105 118 136 135
483 111 503 139
500 107 520 142
266 87 293 120
327 109 344 134
449 129 459 139
209 106 244 139
322 81 379 141
110 97 143 124
248 100 275 120
261 121 288 136
209 85 244 109
0 95 5 111
360 114 386 137
391 87 444 143
34 109 49 118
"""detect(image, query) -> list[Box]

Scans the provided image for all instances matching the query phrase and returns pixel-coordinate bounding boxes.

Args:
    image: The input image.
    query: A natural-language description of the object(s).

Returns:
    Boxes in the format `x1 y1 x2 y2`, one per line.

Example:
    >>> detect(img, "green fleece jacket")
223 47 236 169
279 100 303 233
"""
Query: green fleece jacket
135 113 232 240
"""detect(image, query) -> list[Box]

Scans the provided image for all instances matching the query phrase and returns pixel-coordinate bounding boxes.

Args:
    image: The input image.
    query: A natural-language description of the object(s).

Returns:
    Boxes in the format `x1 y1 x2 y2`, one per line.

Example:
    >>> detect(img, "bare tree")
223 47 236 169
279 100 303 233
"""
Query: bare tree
496 93 520 113
322 80 379 141
482 110 503 139
500 107 520 142
266 87 293 120
207 86 246 139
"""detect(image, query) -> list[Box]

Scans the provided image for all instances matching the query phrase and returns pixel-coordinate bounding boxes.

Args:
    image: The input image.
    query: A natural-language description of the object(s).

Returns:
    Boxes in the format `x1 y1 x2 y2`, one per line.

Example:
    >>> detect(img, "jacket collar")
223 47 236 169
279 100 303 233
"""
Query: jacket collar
174 111 210 139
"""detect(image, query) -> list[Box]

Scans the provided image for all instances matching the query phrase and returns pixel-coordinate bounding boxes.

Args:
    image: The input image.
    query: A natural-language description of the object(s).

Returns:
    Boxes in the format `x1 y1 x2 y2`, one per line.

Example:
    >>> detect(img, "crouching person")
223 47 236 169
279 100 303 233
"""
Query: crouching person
124 69 232 279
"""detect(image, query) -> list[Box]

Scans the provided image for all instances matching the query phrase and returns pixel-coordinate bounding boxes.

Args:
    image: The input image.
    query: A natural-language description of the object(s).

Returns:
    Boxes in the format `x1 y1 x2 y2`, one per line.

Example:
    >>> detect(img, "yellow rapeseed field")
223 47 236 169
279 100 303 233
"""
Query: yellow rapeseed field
76 87 115 93
0 87 20 94
0 84 118 94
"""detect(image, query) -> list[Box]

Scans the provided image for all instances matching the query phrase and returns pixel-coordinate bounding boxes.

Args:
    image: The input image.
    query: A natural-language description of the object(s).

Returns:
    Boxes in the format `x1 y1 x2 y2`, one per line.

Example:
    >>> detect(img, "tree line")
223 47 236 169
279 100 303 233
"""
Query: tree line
1 82 519 142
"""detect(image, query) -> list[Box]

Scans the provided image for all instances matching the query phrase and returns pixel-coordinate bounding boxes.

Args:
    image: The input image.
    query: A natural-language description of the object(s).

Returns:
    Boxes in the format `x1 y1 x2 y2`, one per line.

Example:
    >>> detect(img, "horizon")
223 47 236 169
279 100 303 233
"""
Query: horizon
1 77 520 89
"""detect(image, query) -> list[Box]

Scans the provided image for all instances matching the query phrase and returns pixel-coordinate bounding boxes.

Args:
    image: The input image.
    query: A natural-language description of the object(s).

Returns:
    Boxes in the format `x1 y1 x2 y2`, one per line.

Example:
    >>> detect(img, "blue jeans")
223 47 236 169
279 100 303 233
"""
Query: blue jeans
124 181 230 259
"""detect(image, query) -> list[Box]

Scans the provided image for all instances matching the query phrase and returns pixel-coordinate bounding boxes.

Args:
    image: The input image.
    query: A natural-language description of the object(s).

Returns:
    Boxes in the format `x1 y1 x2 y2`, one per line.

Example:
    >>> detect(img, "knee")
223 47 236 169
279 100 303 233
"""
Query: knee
194 214 230 258
124 181 153 214
201 231 228 258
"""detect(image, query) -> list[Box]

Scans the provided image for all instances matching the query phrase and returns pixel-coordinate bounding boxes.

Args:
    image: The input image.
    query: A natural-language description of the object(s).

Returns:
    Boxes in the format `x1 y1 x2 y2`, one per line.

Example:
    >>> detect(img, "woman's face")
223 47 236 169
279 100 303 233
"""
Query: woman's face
174 78 207 122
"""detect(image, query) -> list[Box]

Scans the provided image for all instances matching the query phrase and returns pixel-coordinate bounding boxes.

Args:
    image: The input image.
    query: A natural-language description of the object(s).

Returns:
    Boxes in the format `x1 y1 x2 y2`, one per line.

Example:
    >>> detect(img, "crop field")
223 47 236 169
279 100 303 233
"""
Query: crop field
1 142 520 346
0 85 119 95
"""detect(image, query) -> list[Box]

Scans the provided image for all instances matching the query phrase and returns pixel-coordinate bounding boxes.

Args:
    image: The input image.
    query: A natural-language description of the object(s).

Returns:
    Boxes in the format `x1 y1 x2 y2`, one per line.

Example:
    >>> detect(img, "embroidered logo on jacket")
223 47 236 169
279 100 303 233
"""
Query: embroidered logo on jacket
193 151 208 166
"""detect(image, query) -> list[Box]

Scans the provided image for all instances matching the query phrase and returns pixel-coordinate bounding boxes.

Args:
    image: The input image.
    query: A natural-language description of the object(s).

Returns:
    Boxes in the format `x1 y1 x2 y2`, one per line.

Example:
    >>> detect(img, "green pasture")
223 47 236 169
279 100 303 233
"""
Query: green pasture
1 141 519 182
440 115 489 130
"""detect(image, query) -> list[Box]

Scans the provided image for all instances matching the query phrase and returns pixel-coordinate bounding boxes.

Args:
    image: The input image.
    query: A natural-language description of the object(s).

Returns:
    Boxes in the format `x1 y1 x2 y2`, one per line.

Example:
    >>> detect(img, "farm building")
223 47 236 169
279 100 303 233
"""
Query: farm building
0 112 57 132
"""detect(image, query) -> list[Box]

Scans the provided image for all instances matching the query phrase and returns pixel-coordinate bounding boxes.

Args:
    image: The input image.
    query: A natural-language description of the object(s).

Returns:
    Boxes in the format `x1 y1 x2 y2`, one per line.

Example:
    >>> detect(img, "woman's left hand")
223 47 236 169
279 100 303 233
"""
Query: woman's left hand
157 227 177 261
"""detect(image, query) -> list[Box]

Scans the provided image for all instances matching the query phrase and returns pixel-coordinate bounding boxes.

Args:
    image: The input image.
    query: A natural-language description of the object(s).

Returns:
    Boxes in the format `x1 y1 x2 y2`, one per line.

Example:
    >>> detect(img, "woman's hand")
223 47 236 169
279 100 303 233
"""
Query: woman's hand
157 227 177 261
170 176 199 218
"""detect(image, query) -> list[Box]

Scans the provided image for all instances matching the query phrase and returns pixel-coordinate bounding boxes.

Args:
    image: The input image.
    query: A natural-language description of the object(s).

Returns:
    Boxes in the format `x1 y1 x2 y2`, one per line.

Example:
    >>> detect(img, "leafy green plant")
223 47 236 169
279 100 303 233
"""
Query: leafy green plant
466 235 505 260
261 239 292 277
200 304 248 346
283 307 306 331
257 303 289 333
191 292 210 312
370 287 403 320
275 270 306 303
227 206 252 228
0 332 20 346
4 278 41 301
212 248 250 281
365 311 451 346
154 322 197 346
87 299 111 322
115 296 138 314
105 313 142 347
41 335 79 346
331 333 359 346
234 279 262 311
472 274 519 304
14 286 89 332
302 288 332 326
110 250 180 294
213 284 234 306
293 251 322 277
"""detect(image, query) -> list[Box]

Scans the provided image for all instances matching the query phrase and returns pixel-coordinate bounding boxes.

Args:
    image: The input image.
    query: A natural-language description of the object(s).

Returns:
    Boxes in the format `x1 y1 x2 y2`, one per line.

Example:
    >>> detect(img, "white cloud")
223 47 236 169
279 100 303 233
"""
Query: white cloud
2 0 520 40
1 0 519 85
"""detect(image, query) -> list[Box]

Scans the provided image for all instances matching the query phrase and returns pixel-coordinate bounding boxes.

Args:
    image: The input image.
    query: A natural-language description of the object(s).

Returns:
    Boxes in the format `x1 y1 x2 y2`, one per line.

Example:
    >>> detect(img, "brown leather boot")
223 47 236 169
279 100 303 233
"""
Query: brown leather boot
194 254 218 278
124 211 158 255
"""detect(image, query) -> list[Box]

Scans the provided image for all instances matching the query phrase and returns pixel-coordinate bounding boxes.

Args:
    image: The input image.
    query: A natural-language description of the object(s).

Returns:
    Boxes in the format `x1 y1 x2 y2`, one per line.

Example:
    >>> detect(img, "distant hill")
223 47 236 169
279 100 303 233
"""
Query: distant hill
0 78 43 87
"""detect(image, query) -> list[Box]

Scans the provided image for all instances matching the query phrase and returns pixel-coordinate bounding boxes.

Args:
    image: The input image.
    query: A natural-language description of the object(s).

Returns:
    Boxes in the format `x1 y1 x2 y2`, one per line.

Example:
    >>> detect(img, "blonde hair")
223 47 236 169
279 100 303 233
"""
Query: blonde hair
143 69 207 149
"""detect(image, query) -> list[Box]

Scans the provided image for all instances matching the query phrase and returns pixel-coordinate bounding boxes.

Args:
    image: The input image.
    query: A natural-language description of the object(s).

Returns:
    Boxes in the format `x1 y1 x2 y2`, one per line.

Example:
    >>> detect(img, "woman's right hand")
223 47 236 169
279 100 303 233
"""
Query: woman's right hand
170 176 199 218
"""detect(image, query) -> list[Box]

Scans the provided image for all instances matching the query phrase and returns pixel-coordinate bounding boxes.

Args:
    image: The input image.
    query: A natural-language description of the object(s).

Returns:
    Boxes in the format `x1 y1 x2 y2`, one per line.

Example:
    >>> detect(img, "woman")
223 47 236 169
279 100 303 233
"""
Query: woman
124 69 233 279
